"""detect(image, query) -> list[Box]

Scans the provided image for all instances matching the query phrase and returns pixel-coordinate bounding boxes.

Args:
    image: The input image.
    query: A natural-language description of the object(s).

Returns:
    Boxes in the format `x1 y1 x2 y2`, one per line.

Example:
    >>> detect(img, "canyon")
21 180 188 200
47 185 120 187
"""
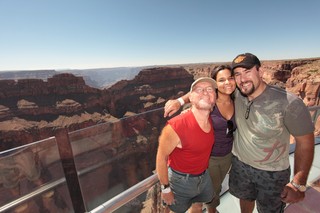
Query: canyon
0 58 320 150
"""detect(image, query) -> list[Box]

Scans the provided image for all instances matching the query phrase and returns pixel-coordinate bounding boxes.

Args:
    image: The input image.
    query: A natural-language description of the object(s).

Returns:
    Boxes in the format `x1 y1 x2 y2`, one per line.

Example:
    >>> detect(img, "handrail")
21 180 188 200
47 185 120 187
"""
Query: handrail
0 178 66 212
87 105 320 213
1 105 319 212
88 142 320 213
88 174 159 213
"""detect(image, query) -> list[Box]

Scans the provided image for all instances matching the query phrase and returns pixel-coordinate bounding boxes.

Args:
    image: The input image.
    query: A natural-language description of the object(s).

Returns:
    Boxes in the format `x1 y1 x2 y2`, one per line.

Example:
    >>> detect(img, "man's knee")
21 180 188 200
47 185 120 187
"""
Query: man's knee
240 199 255 213
189 202 203 213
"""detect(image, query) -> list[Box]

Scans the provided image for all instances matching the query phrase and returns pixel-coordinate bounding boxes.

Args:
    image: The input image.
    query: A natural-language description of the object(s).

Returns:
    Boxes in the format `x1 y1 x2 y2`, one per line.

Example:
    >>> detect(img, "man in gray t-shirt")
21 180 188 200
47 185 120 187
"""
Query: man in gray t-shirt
233 85 313 171
229 53 314 213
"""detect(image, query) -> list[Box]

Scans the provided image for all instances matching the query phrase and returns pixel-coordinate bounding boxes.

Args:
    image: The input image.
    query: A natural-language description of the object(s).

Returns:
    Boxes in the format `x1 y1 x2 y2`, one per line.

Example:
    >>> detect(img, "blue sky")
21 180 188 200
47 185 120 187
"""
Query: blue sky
0 0 319 71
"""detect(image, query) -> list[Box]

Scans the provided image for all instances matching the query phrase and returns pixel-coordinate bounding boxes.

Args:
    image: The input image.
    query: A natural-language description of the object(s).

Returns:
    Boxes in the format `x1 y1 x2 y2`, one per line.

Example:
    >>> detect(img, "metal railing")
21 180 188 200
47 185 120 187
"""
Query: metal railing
0 107 166 213
88 174 159 213
1 106 319 213
87 105 320 213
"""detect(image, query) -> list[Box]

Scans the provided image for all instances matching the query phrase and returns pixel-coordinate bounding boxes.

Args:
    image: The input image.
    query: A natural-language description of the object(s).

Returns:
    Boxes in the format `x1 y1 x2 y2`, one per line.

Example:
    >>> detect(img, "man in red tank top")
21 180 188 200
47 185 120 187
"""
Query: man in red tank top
156 77 217 213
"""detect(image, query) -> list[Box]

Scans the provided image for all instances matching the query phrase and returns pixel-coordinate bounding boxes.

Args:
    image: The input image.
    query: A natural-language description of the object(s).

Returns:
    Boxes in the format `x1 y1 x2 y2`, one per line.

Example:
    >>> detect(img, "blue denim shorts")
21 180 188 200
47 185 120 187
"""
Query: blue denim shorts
229 156 290 213
168 167 214 213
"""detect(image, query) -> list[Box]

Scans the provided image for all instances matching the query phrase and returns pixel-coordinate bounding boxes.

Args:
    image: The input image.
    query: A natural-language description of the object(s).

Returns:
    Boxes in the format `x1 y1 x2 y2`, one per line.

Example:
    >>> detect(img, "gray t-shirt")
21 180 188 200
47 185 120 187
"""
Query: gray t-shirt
233 85 314 171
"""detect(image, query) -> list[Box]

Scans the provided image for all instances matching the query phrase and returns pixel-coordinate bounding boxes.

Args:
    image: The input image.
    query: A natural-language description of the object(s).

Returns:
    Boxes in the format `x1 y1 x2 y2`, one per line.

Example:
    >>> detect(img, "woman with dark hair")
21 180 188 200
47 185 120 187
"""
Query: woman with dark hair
163 65 236 213
205 65 236 213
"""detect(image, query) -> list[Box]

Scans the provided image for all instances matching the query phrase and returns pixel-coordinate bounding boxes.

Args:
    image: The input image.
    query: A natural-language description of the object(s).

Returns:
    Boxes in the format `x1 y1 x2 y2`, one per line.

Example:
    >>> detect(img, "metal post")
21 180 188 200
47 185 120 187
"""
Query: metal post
55 128 87 213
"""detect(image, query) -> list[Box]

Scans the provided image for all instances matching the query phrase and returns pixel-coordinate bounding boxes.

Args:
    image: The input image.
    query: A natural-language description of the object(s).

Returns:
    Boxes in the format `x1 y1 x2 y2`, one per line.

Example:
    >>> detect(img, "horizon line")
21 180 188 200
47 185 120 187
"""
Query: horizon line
1 56 320 72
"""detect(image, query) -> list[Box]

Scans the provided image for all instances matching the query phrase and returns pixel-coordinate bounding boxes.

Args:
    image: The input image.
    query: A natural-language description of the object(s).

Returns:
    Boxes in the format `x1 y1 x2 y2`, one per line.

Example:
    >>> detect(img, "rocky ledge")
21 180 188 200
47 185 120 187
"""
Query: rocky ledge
0 58 319 149
0 67 193 149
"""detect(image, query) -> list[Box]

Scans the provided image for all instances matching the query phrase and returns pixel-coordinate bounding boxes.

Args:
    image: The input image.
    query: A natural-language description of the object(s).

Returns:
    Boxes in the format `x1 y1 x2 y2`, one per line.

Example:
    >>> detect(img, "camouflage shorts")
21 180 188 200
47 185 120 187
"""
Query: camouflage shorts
229 156 290 213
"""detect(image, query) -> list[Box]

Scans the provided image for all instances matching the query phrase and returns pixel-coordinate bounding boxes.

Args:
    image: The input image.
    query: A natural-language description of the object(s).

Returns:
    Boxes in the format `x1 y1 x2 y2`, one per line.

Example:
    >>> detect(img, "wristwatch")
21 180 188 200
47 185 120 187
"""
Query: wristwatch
291 180 307 192
161 184 170 190
161 184 171 193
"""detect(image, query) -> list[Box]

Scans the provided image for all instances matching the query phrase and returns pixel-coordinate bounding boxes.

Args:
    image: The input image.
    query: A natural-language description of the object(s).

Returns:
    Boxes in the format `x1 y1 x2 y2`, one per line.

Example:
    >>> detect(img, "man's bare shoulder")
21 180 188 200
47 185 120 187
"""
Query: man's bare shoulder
159 124 180 147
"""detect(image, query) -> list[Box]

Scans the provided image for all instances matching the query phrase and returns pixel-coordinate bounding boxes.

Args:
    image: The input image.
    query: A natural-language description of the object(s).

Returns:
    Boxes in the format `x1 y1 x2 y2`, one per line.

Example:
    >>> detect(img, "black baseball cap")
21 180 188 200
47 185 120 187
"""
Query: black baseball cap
231 53 261 70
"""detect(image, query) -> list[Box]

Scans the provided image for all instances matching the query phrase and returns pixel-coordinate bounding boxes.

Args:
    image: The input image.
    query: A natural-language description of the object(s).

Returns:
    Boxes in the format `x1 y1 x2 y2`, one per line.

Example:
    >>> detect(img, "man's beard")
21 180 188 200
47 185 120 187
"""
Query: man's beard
195 99 213 110
239 81 255 96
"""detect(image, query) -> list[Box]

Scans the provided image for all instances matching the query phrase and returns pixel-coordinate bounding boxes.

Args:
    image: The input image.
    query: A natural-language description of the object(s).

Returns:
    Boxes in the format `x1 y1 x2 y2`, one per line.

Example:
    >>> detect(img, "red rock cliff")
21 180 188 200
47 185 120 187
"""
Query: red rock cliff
1 59 320 150
0 68 193 149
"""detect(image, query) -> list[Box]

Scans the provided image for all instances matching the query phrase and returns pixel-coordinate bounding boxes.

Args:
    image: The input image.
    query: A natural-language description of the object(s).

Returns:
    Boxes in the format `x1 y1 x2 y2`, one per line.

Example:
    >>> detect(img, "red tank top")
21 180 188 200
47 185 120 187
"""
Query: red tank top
167 110 214 174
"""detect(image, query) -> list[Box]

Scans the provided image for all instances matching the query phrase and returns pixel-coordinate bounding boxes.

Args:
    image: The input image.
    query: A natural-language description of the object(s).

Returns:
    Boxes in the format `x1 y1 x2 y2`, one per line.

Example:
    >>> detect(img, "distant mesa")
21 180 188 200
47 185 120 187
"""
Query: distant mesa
0 66 193 150
0 58 320 150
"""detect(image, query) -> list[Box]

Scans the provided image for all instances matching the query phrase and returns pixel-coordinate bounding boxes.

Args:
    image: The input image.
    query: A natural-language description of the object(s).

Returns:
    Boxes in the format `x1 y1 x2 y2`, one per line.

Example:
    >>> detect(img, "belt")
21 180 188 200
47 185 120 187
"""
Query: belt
170 168 206 177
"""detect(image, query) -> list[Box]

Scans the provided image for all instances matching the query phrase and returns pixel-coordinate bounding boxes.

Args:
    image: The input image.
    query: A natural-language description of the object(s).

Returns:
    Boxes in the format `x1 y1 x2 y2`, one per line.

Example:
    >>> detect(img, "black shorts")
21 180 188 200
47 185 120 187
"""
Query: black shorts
229 156 290 212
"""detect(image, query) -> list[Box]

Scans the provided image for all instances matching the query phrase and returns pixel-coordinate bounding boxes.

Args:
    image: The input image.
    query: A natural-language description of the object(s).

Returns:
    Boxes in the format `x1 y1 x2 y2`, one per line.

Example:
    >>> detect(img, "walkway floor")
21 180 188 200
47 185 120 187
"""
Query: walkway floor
217 143 320 213
285 142 320 212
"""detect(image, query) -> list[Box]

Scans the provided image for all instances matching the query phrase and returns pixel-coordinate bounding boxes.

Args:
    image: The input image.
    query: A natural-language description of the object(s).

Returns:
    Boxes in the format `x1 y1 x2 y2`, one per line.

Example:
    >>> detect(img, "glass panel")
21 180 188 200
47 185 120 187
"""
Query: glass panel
311 107 320 144
1 106 319 212
113 184 167 213
0 138 74 213
68 108 166 211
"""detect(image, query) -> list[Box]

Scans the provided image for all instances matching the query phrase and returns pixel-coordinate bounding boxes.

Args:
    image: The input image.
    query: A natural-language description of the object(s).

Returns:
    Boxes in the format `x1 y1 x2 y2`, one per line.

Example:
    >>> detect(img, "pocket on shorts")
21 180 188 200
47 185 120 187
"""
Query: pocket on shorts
169 170 185 185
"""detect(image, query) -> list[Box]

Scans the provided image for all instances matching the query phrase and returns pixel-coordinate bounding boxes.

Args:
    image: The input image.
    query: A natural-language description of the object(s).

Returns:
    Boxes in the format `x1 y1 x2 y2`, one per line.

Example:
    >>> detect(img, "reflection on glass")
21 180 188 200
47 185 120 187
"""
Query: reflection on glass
1 106 319 212
113 184 168 213
68 108 166 211
0 138 73 213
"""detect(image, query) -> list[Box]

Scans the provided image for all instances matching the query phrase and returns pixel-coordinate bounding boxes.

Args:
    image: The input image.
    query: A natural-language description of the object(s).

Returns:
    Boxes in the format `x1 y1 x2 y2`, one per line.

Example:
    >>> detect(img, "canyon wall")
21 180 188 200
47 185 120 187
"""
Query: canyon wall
184 58 320 100
0 58 320 150
0 67 193 150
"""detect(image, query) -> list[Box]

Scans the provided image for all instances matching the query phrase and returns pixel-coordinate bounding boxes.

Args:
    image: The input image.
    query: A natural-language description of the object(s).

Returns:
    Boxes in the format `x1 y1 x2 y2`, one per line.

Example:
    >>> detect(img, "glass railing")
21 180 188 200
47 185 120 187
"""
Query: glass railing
0 107 168 213
0 137 74 213
68 108 167 212
0 106 319 213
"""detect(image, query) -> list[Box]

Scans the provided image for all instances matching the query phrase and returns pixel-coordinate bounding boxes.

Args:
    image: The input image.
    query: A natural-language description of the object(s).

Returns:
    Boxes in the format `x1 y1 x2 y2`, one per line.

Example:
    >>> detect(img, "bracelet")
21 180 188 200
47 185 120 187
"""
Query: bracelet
177 97 185 106
161 187 171 193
